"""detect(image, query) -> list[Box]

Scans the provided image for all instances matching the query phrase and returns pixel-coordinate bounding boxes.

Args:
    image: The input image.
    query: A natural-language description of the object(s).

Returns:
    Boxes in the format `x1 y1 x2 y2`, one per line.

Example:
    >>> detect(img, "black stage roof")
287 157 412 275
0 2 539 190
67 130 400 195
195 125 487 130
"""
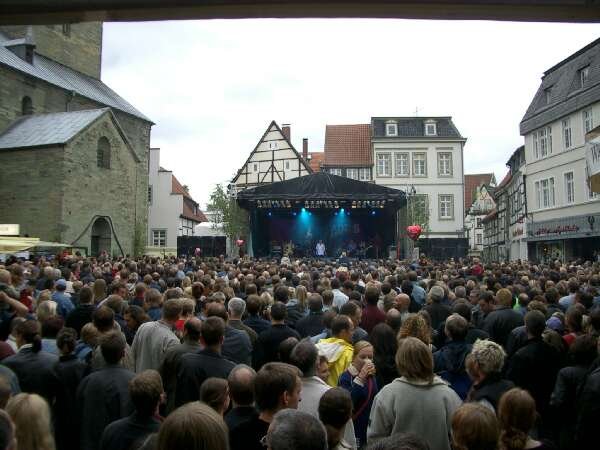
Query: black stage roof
237 172 406 209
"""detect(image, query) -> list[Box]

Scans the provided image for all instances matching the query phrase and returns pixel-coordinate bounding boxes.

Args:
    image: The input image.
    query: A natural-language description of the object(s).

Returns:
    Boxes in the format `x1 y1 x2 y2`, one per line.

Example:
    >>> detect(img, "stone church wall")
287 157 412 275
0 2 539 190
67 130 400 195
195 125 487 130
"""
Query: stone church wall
0 145 65 241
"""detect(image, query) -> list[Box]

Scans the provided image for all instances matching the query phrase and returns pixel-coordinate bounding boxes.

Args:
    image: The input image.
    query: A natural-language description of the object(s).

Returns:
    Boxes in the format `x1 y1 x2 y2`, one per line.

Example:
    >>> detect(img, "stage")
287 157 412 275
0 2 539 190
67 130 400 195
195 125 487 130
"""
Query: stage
237 172 406 258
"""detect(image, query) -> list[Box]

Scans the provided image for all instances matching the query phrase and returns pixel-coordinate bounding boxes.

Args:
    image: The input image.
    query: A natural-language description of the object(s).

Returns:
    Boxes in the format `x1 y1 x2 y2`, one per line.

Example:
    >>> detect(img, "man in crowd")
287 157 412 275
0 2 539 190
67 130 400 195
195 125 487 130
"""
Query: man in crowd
131 298 182 373
230 362 302 450
175 316 235 407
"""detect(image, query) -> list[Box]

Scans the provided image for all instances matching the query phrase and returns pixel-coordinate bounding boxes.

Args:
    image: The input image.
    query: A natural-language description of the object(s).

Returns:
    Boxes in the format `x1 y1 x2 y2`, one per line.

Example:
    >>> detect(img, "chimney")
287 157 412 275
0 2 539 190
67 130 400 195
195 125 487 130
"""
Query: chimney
282 123 291 141
302 138 308 161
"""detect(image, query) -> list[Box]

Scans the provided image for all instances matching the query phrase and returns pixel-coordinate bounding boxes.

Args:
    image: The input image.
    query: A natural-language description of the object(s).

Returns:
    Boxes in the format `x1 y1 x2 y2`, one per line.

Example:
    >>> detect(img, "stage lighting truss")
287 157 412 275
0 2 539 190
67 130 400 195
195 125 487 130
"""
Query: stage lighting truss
256 199 386 210
302 200 340 209
256 200 292 209
351 200 386 209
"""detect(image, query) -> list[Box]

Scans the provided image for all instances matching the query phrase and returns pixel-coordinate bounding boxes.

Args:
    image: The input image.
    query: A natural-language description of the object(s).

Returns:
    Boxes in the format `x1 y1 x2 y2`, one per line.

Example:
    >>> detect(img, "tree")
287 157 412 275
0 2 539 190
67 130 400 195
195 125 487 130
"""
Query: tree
408 194 430 235
207 183 248 246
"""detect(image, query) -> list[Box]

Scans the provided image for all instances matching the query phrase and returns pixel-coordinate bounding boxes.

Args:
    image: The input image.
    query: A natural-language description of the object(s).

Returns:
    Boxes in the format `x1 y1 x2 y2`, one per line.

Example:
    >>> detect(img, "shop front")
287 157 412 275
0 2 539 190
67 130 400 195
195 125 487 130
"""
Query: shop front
526 213 600 263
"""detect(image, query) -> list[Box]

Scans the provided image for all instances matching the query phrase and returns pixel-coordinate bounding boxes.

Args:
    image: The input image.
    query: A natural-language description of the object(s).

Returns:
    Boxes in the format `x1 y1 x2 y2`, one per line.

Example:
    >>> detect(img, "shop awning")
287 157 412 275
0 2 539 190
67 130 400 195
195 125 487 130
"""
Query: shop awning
0 237 73 252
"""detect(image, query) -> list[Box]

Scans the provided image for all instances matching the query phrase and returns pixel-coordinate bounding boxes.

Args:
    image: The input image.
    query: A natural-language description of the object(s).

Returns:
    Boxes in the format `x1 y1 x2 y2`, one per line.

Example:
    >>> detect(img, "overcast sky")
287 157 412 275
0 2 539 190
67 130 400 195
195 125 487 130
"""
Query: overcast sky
102 19 598 208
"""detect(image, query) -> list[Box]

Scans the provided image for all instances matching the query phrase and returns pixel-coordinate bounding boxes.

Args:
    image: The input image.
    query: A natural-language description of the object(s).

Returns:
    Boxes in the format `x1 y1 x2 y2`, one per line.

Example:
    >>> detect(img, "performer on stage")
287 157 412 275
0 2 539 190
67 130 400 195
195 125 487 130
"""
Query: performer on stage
316 240 326 257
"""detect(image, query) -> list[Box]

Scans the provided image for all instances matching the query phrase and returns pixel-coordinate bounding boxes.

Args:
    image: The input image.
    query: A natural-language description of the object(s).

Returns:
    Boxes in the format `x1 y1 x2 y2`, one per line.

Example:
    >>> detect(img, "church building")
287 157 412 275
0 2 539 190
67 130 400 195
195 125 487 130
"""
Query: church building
0 23 152 256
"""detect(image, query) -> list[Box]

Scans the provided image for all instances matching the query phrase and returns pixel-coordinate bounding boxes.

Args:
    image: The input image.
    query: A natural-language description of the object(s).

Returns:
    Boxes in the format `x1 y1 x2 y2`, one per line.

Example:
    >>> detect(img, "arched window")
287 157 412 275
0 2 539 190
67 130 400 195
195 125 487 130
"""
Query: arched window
21 96 33 115
97 137 111 169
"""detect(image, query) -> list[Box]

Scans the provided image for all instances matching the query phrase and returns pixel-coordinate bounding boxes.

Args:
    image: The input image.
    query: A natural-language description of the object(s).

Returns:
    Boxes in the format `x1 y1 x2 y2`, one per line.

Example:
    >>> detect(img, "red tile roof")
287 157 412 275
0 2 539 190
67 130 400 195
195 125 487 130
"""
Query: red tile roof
464 173 495 213
307 152 324 172
324 124 371 167
172 175 207 223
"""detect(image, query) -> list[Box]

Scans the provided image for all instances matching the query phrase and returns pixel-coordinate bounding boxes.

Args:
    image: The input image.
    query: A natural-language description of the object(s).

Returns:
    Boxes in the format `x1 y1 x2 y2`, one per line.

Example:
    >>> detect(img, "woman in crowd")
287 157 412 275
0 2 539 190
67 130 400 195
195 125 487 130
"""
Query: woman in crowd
2 320 58 402
498 388 556 450
451 403 500 450
6 393 56 450
369 323 398 388
367 337 462 450
338 340 378 448
465 339 514 412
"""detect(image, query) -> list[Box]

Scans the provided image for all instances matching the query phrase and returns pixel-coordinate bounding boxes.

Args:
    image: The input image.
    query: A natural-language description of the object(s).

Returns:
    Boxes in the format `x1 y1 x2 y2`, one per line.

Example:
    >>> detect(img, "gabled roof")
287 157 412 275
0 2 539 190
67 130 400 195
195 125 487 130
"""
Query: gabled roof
0 108 138 162
371 117 464 139
307 152 324 172
464 173 495 212
237 171 405 207
0 33 152 123
496 171 512 191
323 124 371 167
520 38 600 135
171 174 207 223
232 120 313 183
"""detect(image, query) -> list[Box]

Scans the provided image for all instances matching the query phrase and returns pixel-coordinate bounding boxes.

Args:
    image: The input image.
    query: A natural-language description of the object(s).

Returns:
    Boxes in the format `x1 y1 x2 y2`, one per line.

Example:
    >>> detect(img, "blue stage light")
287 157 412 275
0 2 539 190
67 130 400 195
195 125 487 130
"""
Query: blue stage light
301 207 306 212
268 211 272 217
371 210 376 216
293 212 297 216
340 208 345 213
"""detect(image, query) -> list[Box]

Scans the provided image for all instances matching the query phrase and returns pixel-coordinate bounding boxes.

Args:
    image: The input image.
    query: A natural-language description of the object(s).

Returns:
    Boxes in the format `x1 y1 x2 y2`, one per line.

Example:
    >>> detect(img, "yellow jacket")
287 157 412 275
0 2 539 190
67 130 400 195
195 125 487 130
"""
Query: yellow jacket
316 337 354 386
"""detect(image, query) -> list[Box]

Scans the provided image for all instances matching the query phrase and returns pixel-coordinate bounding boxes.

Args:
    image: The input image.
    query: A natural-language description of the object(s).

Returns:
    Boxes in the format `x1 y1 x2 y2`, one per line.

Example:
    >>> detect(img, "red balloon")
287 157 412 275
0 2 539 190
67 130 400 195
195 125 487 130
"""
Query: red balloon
406 225 422 241
236 239 245 247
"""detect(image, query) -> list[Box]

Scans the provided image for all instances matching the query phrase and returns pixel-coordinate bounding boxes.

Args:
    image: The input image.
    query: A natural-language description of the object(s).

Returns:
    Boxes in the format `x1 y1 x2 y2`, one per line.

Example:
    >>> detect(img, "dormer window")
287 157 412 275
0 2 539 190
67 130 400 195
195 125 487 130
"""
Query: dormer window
385 122 398 137
544 87 552 105
425 121 437 136
579 66 589 87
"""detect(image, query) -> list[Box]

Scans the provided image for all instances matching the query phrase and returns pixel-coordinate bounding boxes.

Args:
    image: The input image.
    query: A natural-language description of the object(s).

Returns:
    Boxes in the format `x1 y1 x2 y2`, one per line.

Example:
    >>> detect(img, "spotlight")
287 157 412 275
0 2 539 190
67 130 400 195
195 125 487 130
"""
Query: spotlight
371 210 376 216
340 208 345 213
301 207 306 212
293 212 297 216
268 211 272 217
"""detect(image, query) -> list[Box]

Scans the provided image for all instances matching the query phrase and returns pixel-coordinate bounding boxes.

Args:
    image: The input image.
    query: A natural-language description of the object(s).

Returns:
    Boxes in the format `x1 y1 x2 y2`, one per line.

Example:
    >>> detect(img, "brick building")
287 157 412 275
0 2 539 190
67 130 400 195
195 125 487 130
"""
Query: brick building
0 24 152 256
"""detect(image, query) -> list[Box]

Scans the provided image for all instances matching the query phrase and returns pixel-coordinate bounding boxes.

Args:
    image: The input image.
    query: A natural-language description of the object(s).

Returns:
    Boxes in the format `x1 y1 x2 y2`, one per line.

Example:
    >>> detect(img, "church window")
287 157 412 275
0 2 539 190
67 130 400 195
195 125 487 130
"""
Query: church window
97 137 111 169
21 96 33 115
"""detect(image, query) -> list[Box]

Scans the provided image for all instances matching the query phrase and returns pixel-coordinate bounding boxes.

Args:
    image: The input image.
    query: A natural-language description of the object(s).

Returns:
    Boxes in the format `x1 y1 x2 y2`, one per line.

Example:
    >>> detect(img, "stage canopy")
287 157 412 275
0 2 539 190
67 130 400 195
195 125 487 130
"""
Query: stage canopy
237 172 406 209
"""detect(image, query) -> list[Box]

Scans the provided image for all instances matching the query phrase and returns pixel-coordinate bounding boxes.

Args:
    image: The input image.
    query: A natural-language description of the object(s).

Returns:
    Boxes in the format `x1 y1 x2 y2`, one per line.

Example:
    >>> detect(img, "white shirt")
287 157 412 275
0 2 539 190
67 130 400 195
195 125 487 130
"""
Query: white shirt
316 243 326 256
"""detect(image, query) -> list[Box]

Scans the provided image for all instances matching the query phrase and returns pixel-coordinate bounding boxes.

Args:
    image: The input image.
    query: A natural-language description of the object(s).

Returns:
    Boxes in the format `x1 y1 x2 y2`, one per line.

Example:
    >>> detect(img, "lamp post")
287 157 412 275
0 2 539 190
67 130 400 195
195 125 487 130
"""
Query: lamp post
406 185 416 260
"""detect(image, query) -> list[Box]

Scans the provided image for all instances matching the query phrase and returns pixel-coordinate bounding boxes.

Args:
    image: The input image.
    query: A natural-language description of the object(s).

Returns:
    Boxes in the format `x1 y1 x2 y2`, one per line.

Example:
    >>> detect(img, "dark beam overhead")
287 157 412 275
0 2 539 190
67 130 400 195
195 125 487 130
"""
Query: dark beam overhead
1 0 600 24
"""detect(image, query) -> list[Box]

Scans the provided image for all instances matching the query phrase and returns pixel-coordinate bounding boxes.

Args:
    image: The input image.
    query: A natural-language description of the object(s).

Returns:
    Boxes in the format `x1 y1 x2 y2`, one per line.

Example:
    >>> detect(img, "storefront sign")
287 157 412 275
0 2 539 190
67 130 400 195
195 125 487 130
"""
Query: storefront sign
535 225 580 236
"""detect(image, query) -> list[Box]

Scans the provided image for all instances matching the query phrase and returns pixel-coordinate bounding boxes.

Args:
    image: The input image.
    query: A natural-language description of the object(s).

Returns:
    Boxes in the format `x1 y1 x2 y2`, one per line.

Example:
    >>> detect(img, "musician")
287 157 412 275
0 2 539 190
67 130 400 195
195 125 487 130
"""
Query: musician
315 240 326 257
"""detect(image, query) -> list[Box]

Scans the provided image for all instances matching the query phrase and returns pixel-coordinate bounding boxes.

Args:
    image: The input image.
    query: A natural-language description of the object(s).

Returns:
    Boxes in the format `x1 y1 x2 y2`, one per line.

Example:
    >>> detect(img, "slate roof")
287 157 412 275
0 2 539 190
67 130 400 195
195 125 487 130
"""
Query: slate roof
0 108 108 149
496 171 512 190
371 117 464 139
0 33 152 123
307 152 324 172
464 173 495 213
520 37 600 135
324 124 372 167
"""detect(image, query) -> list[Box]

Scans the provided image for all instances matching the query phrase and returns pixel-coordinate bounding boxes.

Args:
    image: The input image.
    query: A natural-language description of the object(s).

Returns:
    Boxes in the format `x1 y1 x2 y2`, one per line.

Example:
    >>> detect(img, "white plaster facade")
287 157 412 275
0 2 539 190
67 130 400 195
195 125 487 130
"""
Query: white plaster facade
523 102 600 261
371 118 466 241
232 121 312 192
465 185 495 255
147 147 205 254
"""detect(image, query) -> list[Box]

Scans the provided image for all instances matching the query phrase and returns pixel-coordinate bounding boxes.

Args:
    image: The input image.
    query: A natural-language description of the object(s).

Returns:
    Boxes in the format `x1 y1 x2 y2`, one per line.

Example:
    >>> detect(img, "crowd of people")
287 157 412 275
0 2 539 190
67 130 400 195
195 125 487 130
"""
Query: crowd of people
0 252 599 450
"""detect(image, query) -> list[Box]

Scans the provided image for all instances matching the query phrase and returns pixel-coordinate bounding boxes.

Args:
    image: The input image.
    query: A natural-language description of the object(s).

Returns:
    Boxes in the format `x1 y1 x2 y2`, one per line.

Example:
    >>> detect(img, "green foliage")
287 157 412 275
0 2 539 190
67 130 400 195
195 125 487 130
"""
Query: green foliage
408 194 430 235
207 184 248 241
